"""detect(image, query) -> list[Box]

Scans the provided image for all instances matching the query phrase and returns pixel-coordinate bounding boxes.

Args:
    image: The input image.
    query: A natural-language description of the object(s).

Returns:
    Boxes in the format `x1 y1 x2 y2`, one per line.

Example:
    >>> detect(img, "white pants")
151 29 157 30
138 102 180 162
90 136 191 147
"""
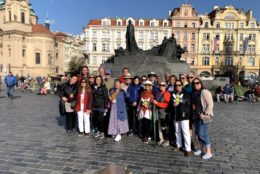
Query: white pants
77 111 90 133
174 120 191 152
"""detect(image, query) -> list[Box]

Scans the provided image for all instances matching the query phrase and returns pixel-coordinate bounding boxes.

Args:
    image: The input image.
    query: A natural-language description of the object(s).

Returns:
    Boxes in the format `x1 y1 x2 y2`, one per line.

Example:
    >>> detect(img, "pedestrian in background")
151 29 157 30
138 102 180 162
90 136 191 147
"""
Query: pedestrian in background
4 72 16 98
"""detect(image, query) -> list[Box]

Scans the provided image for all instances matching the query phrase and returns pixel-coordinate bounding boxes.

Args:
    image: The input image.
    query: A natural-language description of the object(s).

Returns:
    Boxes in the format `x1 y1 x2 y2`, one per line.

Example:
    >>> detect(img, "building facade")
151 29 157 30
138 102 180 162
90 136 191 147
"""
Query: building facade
83 18 172 72
0 0 64 77
170 4 200 69
198 5 260 82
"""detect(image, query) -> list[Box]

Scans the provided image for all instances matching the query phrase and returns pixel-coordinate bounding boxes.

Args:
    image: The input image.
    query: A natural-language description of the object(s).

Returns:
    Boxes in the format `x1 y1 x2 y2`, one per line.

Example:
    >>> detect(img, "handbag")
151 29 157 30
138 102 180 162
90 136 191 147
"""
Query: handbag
59 100 66 116
200 114 213 125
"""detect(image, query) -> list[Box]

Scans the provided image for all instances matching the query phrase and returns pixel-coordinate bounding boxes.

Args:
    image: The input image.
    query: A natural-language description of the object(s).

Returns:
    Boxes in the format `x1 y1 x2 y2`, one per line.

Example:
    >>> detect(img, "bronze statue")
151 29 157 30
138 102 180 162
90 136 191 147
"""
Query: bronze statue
126 20 140 54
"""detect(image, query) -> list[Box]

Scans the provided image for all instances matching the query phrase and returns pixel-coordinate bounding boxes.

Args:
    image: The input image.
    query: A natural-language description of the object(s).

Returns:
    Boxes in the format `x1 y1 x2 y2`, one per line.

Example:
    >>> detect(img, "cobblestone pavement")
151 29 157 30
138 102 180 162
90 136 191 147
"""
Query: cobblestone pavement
0 89 259 174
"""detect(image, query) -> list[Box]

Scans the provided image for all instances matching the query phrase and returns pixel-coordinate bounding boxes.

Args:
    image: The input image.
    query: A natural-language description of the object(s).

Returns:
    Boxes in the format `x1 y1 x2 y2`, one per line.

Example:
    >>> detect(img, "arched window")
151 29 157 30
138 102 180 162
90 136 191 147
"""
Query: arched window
250 22 255 28
247 57 255 66
35 53 41 64
205 22 209 28
48 54 53 65
21 12 25 23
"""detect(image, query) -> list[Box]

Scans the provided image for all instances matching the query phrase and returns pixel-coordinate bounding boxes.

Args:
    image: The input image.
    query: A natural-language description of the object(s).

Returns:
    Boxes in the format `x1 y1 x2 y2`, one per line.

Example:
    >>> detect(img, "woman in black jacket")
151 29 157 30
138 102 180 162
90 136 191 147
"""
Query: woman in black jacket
92 75 109 138
58 74 78 135
171 80 192 157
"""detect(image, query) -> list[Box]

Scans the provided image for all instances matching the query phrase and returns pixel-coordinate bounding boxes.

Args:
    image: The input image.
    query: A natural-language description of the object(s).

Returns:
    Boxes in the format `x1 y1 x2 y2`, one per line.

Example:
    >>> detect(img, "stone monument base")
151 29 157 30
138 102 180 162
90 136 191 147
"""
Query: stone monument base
102 53 190 77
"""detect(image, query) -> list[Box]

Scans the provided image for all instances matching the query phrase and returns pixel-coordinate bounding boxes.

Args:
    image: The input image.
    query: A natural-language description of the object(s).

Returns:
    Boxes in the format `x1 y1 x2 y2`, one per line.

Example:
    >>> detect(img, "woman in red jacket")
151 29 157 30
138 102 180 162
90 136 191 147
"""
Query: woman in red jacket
75 79 93 136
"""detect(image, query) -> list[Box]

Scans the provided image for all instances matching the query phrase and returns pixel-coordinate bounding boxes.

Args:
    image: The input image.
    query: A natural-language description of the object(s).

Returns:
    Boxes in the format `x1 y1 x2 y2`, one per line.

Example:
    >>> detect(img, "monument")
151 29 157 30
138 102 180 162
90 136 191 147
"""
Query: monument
102 21 190 77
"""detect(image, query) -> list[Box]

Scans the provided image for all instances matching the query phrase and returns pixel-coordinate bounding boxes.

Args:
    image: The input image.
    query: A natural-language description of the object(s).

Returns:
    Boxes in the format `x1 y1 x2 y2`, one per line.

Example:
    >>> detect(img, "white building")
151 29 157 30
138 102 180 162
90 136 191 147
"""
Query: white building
83 17 172 72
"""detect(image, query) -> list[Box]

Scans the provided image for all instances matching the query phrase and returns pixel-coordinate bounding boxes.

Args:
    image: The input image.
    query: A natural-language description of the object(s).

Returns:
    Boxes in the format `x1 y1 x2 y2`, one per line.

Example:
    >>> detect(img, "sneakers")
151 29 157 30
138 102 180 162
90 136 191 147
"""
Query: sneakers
194 150 202 156
78 132 84 137
157 140 164 146
94 132 100 138
202 153 212 160
85 133 90 137
162 141 169 148
99 133 105 139
114 134 122 142
172 147 182 152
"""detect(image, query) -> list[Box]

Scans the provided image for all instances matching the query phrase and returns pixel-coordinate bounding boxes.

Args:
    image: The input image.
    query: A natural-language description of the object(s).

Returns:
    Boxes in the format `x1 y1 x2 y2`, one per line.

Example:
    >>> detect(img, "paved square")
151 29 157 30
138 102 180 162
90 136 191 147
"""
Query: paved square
0 90 259 174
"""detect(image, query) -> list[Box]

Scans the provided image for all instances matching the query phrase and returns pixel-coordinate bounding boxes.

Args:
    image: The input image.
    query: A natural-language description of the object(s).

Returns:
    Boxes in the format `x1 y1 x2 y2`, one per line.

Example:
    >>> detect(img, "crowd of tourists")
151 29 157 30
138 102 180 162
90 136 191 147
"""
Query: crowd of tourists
58 66 214 160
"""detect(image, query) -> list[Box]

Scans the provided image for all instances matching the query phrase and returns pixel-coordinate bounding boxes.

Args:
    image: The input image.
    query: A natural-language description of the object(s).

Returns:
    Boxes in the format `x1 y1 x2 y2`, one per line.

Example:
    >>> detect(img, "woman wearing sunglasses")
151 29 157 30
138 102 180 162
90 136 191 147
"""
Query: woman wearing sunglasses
75 79 92 136
171 80 192 157
191 78 213 160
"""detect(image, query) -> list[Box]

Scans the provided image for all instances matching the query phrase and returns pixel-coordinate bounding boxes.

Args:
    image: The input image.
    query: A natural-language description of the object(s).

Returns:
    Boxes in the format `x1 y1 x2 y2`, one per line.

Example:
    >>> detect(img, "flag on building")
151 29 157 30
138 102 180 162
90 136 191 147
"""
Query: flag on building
212 36 219 52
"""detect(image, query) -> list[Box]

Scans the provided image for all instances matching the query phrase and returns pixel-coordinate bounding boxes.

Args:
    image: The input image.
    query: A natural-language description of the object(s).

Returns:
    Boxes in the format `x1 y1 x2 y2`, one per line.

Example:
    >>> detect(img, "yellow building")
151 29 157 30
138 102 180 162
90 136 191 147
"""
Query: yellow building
0 0 64 77
197 5 260 82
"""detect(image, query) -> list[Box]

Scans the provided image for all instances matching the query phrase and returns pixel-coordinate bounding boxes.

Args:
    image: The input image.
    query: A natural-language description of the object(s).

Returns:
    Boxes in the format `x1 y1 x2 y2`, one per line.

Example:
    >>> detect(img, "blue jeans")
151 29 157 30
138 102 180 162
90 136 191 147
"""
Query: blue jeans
194 119 210 147
7 86 14 98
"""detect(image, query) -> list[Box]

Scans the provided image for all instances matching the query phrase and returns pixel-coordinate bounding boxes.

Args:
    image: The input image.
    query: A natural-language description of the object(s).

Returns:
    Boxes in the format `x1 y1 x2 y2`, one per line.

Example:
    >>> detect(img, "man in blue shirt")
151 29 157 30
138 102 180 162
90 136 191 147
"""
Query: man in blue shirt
4 72 16 98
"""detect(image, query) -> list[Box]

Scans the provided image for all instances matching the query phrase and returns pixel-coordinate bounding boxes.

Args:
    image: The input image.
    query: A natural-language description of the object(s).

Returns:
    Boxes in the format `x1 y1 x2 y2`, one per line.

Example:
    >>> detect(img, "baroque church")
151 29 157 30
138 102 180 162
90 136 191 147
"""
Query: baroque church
0 0 64 77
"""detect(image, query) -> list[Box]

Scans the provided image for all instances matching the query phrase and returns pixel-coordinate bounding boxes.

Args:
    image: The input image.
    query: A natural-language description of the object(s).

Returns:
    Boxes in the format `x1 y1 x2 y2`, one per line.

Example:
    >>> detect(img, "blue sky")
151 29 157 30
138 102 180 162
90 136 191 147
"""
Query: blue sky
30 0 260 35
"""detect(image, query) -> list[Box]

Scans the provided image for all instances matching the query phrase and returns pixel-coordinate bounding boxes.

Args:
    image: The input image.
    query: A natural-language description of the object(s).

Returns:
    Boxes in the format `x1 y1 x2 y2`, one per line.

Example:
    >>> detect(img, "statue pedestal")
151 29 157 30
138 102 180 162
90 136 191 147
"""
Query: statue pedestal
102 53 190 77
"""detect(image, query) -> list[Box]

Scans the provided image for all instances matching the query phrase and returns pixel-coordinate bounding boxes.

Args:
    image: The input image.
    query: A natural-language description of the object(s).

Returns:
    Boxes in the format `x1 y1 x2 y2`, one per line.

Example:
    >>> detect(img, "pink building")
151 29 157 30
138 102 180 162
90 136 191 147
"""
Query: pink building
170 4 200 69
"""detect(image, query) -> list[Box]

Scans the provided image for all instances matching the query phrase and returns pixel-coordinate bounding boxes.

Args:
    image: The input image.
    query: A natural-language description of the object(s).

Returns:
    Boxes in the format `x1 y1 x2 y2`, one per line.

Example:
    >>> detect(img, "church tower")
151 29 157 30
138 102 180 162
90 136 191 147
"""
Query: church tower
1 0 37 32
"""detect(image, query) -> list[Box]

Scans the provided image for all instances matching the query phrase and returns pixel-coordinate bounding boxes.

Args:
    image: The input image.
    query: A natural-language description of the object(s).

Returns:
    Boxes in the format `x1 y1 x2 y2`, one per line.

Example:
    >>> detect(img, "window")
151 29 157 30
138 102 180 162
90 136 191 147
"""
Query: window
163 22 168 27
202 44 210 52
9 11 11 21
102 30 110 38
250 22 255 28
92 31 97 38
203 33 210 40
102 57 107 64
35 53 41 64
202 57 210 65
116 31 121 39
248 45 256 52
239 57 243 66
184 23 187 28
48 54 52 65
93 56 97 65
56 53 58 60
240 34 243 41
139 31 144 39
248 57 255 66
240 23 244 28
224 33 233 40
184 32 188 40
190 58 194 65
192 23 195 28
249 34 256 40
102 20 110 26
191 44 195 52
227 44 233 51
116 43 120 49
8 48 11 56
183 44 187 51
225 56 233 65
163 32 168 38
117 21 122 26
150 31 158 40
22 49 26 57
102 43 110 52
92 43 97 51
215 57 219 65
55 67 59 73
175 32 180 40
139 21 144 26
191 33 195 40
176 22 180 27
205 22 209 28
216 22 220 28
21 12 25 23
239 45 243 52
150 22 154 27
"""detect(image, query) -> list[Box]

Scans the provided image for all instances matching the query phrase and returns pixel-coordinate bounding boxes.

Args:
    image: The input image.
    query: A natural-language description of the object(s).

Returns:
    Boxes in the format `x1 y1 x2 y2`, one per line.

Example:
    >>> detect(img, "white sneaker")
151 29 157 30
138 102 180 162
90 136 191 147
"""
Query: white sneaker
202 153 212 160
194 150 202 156
114 134 121 142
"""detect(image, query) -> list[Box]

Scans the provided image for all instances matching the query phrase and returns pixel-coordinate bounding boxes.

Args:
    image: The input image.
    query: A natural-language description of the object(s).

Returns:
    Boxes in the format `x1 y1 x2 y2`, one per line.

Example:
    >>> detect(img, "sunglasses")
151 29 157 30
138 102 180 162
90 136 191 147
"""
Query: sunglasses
81 81 86 83
180 77 186 79
193 82 201 85
159 85 166 87
175 84 182 87
187 77 194 79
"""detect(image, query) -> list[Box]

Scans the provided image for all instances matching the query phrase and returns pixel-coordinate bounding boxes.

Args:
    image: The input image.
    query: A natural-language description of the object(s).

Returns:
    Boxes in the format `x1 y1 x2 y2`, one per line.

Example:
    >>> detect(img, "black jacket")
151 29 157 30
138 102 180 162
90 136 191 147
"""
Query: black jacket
92 85 109 110
57 81 78 102
171 92 191 121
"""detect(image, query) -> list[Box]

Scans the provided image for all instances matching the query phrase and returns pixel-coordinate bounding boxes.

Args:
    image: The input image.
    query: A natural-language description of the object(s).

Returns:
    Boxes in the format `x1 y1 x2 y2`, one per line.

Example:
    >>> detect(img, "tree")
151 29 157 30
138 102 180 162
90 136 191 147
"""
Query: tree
68 56 87 75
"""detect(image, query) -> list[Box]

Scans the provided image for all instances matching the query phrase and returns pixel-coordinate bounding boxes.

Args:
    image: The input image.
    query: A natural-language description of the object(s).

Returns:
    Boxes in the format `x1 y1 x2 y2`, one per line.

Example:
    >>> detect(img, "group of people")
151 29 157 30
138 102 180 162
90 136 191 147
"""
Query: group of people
58 66 214 160
215 83 260 103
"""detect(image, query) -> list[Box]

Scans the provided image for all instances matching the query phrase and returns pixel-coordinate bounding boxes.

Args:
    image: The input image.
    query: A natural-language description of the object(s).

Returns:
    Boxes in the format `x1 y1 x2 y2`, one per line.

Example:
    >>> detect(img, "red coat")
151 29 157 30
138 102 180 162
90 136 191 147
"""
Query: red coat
75 89 93 112
119 75 125 83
